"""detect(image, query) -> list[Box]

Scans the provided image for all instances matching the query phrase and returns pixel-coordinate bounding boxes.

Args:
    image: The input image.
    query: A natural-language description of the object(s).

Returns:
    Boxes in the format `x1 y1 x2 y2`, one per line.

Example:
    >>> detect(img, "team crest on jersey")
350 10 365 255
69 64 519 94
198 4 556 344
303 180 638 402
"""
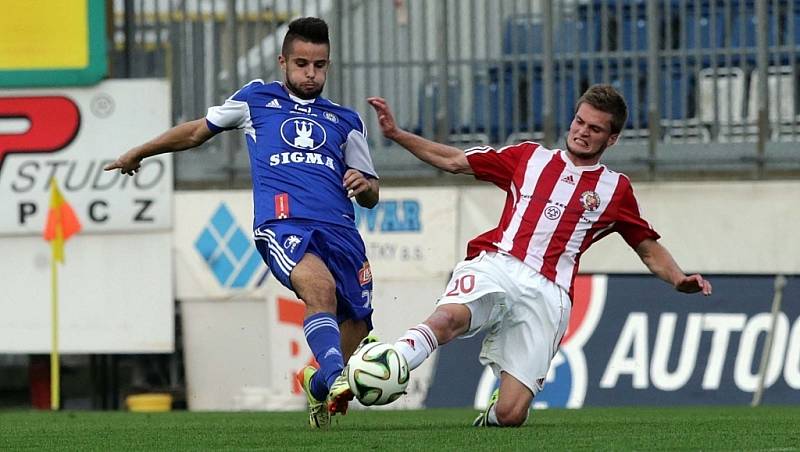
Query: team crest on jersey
283 235 302 253
545 205 562 220
323 111 339 123
580 191 601 211
280 117 326 150
358 261 372 286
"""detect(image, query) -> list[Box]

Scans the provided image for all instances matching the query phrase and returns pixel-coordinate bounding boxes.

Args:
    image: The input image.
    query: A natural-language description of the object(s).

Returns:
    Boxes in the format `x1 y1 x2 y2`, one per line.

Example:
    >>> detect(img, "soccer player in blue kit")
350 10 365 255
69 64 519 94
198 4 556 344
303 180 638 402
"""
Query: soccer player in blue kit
105 17 378 428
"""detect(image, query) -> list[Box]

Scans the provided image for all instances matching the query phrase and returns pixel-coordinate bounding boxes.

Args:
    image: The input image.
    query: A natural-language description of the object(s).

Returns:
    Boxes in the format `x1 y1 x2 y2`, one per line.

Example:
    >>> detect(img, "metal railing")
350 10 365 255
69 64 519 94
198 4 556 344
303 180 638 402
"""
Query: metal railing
111 0 800 186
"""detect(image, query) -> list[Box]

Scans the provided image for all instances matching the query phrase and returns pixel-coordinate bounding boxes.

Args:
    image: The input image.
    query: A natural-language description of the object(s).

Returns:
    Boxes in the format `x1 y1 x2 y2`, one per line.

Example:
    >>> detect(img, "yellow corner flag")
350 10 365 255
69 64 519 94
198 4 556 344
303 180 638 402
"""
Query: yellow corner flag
43 178 82 262
42 178 81 410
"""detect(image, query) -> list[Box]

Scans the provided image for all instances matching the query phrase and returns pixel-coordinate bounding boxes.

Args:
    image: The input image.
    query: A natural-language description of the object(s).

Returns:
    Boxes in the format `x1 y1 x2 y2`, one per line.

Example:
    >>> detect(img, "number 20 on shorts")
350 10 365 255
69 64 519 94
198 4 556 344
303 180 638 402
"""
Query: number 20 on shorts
445 274 476 296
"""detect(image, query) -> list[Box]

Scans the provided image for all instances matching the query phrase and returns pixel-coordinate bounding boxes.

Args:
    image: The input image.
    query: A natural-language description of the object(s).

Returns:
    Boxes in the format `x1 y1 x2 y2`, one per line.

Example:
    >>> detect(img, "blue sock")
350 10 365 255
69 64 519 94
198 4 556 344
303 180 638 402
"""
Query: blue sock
303 312 344 401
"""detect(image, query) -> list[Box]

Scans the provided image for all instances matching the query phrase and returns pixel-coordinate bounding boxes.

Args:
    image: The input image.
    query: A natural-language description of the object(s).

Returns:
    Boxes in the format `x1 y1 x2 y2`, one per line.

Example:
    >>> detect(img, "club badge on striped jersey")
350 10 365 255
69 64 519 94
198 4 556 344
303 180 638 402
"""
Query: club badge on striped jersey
580 191 601 211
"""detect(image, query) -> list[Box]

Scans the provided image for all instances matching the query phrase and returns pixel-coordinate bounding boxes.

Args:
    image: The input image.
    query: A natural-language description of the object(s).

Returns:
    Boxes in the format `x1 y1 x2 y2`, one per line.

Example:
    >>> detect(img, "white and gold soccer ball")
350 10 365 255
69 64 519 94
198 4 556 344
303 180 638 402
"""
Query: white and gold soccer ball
346 342 409 406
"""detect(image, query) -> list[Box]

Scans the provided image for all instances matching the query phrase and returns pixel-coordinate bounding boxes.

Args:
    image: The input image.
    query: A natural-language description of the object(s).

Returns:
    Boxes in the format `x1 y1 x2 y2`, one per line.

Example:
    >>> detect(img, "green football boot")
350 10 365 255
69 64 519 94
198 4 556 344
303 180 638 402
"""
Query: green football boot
296 365 329 428
472 388 500 427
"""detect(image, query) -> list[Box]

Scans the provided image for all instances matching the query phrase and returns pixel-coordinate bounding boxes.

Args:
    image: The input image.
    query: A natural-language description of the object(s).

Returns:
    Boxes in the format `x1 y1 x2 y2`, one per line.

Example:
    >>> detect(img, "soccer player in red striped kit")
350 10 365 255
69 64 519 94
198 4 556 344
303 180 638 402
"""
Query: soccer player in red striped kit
366 85 712 427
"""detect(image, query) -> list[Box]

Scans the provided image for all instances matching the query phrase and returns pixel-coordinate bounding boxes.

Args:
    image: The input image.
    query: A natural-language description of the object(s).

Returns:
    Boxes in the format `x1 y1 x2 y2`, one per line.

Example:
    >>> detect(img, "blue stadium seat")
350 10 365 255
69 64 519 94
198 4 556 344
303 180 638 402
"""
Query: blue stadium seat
683 9 725 49
504 15 591 56
591 15 645 52
554 18 590 54
553 74 579 133
417 79 462 135
476 67 525 143
730 7 780 48
794 12 800 45
583 62 695 126
480 63 579 142
660 68 695 121
609 69 647 128
580 60 646 129
502 16 543 55
471 74 504 142
621 16 648 51
521 68 577 135
578 0 654 52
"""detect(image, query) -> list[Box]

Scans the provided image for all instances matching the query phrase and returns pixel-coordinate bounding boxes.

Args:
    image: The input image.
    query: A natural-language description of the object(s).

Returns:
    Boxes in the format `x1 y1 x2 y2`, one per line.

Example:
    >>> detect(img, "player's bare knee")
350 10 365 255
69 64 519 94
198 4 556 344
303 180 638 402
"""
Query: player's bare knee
425 307 467 343
304 292 336 312
494 403 528 427
494 394 530 427
311 299 337 315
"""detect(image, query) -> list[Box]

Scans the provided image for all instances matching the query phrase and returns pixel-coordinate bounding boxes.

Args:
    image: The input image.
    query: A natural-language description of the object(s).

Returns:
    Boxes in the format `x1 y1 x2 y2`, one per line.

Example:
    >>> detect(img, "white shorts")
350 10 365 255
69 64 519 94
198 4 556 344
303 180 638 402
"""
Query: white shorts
437 252 571 395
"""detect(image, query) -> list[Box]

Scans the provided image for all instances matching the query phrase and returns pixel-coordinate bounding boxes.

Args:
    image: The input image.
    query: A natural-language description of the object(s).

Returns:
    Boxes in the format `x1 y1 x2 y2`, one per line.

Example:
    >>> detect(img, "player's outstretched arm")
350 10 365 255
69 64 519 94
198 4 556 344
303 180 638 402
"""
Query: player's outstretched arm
104 118 215 175
635 238 712 296
367 96 472 175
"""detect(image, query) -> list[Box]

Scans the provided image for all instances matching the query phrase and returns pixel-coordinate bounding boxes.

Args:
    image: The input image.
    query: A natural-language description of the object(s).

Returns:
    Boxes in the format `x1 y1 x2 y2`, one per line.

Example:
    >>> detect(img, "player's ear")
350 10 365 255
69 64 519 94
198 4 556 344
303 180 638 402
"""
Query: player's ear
278 54 287 70
607 133 619 147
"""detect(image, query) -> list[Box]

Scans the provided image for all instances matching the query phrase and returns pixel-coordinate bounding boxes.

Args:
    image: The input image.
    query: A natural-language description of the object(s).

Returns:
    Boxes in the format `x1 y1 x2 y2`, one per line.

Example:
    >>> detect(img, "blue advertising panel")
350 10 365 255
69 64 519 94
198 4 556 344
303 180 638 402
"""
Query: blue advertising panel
426 275 800 408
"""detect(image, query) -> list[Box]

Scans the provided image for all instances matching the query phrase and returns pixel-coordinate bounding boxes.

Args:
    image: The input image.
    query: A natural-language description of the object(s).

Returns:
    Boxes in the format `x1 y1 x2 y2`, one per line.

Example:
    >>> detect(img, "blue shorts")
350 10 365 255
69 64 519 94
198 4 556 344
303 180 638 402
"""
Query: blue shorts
254 219 373 328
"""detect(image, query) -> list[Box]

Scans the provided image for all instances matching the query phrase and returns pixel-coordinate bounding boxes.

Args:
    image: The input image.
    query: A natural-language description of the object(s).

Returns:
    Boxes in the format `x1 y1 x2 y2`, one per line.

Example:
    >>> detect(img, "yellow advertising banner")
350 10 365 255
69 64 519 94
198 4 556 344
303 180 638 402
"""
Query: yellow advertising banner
0 0 105 87
0 1 88 70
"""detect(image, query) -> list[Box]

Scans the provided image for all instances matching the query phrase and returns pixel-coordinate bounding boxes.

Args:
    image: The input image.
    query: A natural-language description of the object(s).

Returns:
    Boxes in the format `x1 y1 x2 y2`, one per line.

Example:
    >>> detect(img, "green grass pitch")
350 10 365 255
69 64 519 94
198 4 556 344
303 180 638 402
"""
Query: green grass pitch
1 406 798 450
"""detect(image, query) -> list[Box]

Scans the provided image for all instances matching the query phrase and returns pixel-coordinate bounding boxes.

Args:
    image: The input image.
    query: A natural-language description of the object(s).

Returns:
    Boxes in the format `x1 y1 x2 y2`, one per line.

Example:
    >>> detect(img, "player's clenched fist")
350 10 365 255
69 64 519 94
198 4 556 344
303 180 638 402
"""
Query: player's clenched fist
343 168 370 198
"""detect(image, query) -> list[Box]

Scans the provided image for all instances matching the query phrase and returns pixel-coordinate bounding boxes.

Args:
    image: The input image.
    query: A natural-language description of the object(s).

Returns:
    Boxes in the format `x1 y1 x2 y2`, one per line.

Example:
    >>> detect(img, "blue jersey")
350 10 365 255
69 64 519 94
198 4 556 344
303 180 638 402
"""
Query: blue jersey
205 80 378 230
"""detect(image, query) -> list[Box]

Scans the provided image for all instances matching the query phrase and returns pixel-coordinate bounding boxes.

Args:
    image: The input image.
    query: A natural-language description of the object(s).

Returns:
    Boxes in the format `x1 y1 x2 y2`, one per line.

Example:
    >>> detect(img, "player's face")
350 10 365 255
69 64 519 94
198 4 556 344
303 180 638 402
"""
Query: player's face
279 40 330 100
565 103 619 166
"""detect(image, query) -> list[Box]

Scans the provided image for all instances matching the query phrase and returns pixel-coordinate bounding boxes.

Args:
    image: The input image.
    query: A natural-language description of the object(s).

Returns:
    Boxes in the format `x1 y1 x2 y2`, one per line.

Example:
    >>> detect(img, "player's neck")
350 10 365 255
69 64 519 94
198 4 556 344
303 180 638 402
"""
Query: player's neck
564 148 603 167
282 83 319 104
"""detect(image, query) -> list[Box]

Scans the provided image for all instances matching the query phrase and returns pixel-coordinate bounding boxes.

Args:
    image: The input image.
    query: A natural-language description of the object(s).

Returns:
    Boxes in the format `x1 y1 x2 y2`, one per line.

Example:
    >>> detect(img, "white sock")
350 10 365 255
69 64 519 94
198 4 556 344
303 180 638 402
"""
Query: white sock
487 404 500 426
394 324 438 370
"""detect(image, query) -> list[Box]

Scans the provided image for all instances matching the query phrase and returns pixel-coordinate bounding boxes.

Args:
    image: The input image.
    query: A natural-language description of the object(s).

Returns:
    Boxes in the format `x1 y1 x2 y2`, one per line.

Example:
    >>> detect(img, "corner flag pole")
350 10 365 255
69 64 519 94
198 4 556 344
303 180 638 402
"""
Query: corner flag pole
43 178 82 411
751 274 787 407
51 245 60 410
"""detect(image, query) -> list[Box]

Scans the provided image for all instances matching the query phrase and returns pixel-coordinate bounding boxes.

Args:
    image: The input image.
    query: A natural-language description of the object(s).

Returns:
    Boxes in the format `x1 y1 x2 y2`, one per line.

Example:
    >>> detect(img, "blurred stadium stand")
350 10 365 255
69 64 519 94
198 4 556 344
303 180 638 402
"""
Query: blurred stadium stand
100 0 800 186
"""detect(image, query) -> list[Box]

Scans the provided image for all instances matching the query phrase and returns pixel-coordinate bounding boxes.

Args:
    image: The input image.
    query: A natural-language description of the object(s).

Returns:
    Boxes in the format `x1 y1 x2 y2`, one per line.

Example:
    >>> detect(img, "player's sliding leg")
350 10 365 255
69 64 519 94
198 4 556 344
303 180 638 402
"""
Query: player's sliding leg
291 253 346 418
473 371 533 427
393 323 438 370
394 304 471 371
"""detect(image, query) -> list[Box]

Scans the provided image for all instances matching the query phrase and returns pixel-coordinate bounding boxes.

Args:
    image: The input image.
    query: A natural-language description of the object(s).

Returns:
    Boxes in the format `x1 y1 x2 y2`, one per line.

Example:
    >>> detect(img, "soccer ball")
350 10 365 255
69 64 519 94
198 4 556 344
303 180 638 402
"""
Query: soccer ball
346 342 409 406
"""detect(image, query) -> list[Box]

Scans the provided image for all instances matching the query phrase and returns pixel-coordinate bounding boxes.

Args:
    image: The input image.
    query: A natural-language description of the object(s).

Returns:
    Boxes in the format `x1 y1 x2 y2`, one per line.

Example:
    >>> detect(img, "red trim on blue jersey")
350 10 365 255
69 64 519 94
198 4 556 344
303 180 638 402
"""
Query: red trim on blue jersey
275 193 289 219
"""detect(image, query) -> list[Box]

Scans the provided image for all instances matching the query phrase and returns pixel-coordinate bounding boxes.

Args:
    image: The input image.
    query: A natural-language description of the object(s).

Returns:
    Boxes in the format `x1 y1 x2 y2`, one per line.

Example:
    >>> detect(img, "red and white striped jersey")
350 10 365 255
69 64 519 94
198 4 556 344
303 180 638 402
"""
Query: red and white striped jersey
464 141 659 299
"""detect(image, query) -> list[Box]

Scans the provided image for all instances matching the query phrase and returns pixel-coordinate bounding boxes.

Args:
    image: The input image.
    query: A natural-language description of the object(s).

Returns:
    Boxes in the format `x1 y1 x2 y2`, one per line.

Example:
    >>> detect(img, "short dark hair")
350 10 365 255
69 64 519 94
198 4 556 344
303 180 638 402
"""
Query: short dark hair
575 84 628 134
281 17 330 56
